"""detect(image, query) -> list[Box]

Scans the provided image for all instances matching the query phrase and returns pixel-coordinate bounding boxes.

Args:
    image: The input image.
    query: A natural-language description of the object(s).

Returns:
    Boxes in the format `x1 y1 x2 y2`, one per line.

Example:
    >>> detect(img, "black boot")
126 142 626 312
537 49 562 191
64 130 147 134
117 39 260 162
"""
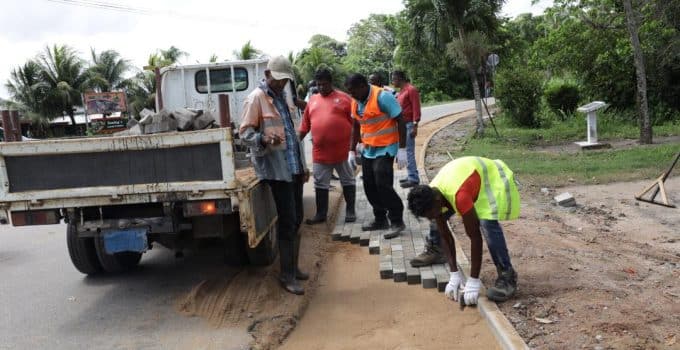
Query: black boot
305 189 329 225
487 266 517 302
343 185 356 223
383 221 405 239
293 235 309 281
362 219 389 231
278 240 304 295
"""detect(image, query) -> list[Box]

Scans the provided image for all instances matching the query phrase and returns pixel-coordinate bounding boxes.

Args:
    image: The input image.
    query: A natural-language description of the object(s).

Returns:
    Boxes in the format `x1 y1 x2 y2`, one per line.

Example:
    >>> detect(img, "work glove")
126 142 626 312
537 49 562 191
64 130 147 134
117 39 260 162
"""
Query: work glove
348 151 357 170
444 270 463 301
463 277 482 306
396 148 407 169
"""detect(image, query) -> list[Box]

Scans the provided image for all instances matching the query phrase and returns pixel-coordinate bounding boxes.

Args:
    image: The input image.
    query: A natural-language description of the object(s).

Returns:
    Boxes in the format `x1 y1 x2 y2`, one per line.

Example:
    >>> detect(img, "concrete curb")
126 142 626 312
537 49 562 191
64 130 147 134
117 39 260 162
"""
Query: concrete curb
419 110 530 350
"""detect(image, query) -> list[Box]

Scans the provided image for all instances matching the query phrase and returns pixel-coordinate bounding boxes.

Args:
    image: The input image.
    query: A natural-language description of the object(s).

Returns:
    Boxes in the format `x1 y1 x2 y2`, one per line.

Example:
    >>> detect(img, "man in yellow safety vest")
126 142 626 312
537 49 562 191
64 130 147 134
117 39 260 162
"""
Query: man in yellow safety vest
407 156 520 305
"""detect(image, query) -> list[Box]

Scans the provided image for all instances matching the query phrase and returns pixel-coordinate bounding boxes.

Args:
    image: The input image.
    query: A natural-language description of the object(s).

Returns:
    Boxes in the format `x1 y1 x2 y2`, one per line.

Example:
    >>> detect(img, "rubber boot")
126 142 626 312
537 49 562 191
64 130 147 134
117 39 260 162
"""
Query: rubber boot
487 266 517 302
293 235 309 281
343 185 356 223
305 189 329 225
383 221 405 239
362 219 389 231
278 240 304 295
409 239 446 267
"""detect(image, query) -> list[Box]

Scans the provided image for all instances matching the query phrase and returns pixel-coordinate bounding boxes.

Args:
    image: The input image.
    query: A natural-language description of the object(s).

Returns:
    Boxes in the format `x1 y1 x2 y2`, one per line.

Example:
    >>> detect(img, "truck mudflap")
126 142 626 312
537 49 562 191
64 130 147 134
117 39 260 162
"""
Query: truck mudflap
238 181 277 248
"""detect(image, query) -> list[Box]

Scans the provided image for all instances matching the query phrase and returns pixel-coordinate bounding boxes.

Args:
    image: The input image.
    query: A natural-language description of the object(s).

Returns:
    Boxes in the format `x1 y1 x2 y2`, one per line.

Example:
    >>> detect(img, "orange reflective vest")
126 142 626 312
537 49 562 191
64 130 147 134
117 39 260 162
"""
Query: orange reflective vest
351 86 399 147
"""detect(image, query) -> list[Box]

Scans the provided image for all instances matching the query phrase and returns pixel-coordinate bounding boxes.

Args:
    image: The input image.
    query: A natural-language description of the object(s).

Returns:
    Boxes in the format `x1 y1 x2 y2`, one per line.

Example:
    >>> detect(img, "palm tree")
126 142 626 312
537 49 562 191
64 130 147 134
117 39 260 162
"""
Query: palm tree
209 54 219 63
233 41 261 60
160 46 187 64
36 44 86 126
85 49 131 92
5 60 47 120
407 0 504 135
122 71 156 118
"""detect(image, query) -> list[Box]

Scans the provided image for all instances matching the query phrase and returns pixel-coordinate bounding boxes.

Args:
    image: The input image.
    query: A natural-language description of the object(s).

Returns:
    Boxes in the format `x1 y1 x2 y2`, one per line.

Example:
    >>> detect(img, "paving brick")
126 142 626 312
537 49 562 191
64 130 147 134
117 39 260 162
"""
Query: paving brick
379 257 393 279
368 232 380 254
432 264 451 292
350 223 362 244
359 231 370 246
419 266 437 288
340 221 352 241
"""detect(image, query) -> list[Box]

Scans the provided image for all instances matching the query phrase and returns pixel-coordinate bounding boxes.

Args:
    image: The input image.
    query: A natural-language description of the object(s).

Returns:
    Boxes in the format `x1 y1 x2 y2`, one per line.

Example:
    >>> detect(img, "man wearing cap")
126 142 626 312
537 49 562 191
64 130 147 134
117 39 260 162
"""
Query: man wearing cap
239 56 309 295
407 156 520 305
345 73 408 240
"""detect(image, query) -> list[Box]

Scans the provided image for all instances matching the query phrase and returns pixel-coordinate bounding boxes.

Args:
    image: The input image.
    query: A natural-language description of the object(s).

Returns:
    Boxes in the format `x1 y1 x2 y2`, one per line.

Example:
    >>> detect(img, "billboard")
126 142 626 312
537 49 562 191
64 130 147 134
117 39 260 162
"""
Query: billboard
84 92 127 115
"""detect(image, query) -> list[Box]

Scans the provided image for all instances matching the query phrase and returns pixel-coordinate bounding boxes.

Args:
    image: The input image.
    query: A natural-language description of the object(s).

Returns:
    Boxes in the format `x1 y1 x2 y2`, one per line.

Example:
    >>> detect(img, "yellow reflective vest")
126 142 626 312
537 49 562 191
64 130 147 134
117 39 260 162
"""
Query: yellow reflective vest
430 156 520 221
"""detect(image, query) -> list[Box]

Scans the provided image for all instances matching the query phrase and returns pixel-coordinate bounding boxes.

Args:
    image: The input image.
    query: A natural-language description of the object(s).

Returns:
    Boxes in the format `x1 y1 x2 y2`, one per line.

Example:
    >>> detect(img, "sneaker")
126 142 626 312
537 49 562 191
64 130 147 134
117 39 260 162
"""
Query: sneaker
487 267 517 302
383 222 405 239
409 243 446 267
361 220 389 231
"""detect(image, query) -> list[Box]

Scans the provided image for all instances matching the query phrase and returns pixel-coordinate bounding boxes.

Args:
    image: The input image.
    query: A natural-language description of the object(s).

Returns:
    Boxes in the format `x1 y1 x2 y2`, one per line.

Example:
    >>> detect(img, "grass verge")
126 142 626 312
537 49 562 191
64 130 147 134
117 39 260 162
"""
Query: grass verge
453 115 679 187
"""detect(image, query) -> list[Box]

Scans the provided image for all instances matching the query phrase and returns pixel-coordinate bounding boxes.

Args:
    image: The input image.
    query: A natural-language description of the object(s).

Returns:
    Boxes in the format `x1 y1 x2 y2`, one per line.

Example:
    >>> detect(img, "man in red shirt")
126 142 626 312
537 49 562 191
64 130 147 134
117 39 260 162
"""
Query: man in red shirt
298 69 356 224
392 71 421 188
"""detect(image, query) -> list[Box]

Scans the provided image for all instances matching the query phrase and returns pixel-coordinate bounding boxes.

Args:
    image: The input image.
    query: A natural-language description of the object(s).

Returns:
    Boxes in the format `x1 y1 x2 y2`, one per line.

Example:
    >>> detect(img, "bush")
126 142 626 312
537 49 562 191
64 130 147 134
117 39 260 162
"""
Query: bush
495 67 543 127
544 77 581 120
422 89 452 104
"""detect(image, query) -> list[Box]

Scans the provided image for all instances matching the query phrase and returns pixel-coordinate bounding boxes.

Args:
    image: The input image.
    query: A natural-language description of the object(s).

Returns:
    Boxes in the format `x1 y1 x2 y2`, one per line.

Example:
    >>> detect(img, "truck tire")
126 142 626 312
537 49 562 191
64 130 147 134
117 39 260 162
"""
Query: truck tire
94 234 143 273
66 223 103 275
246 224 278 266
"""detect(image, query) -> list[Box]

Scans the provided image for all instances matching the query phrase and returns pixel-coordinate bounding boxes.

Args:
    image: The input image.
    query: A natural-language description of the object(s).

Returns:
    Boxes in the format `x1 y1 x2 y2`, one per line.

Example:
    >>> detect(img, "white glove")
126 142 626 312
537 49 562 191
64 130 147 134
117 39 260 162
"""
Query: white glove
444 270 463 301
355 143 364 155
463 277 482 306
348 151 357 170
396 148 407 169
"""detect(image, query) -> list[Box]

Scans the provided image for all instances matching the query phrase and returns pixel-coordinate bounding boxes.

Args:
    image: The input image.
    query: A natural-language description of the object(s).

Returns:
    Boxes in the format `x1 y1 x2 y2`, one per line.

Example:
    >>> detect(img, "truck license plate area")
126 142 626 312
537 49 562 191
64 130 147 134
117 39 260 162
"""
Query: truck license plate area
103 228 148 254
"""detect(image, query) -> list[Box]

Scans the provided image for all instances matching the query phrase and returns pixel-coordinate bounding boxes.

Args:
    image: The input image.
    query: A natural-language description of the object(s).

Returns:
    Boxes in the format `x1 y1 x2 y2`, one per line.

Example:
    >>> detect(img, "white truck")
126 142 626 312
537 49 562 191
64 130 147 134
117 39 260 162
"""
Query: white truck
0 58 286 274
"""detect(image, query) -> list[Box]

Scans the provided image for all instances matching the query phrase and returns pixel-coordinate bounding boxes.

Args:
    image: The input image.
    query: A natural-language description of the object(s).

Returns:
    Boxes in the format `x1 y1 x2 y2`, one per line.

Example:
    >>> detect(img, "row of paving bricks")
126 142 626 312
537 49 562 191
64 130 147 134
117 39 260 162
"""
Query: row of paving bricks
331 169 452 292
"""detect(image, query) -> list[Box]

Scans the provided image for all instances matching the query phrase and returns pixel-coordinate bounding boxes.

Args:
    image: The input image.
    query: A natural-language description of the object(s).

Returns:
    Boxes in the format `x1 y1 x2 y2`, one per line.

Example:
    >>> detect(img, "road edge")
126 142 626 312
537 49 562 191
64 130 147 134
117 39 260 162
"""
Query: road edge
419 111 530 350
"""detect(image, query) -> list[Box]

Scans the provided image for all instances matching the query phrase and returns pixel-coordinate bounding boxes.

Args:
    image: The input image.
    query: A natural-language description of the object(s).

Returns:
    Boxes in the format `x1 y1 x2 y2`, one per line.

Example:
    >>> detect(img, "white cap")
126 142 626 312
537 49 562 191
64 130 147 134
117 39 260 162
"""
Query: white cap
266 56 294 81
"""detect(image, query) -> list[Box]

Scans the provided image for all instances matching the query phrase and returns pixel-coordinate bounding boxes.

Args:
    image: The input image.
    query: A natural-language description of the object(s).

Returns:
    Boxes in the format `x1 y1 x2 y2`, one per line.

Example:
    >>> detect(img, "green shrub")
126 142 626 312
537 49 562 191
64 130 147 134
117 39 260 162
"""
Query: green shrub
422 89 452 104
544 77 581 120
495 67 543 127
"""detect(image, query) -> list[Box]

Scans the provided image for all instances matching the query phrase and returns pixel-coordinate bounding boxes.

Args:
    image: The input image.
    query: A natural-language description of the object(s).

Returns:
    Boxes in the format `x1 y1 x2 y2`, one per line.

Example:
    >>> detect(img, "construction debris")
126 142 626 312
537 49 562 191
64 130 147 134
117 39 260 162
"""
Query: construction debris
114 108 216 136
554 192 576 207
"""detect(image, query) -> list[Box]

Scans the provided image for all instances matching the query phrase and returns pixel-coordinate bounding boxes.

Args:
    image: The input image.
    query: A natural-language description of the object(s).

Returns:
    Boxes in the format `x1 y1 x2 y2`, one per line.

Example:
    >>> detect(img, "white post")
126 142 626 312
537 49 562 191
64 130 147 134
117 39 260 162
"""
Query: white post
587 111 598 144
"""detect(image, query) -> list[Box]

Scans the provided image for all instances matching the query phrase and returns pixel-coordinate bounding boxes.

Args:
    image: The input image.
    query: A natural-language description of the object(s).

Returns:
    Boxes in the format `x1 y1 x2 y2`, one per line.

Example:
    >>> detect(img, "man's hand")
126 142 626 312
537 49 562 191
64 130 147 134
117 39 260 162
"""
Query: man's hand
463 277 482 306
410 123 418 138
348 151 357 170
303 168 311 183
444 270 463 301
396 148 407 169
262 134 283 147
355 143 365 155
294 97 307 111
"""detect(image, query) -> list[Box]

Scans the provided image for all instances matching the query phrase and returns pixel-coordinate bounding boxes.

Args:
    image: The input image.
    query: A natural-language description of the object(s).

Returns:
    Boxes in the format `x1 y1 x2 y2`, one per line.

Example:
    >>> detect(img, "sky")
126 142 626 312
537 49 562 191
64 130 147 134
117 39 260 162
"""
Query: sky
0 0 553 99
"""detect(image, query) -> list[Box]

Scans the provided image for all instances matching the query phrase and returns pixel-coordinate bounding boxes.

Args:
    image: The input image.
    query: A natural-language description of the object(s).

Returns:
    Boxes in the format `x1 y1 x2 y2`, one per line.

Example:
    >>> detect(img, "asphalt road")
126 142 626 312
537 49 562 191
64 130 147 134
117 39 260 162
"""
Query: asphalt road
0 99 483 350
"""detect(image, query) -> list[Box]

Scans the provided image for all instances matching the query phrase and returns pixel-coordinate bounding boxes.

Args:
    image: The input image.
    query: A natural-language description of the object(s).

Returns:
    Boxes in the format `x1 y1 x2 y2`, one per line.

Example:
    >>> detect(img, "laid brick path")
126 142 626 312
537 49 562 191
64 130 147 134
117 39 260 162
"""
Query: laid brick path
332 169 451 291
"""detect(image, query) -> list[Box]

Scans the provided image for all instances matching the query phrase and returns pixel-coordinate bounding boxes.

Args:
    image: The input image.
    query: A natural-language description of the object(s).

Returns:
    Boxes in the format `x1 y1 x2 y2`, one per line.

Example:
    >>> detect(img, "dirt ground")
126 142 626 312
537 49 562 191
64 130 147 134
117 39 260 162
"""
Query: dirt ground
280 244 498 350
426 117 680 350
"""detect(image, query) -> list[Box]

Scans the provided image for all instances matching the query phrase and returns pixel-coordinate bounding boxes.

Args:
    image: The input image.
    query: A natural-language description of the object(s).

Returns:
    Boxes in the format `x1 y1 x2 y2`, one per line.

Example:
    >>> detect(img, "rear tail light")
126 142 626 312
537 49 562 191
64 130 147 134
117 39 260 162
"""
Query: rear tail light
11 210 61 226
183 200 231 217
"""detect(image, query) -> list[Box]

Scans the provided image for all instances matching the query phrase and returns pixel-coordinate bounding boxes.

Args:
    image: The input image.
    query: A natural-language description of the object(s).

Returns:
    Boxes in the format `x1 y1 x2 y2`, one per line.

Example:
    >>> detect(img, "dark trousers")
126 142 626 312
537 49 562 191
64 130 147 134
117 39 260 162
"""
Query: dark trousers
264 175 305 278
362 155 403 224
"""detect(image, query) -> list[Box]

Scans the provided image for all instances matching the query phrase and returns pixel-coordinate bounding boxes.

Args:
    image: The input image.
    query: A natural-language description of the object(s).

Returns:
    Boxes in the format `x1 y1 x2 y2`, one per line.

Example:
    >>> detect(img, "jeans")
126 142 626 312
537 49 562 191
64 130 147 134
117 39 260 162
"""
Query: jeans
362 155 404 224
405 122 420 183
428 215 513 271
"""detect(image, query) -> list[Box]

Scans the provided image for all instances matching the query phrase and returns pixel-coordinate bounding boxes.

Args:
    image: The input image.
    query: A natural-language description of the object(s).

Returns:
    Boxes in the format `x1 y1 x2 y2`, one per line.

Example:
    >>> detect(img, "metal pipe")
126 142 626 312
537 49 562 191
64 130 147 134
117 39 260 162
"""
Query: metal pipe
218 94 230 127
154 67 164 111
1 110 12 142
9 110 21 141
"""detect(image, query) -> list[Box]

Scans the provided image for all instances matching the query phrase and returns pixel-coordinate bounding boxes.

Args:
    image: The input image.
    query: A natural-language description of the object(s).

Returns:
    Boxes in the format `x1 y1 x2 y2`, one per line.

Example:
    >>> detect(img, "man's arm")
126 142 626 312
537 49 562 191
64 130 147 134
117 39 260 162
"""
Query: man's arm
397 115 406 148
239 97 267 155
461 209 483 279
350 119 361 152
298 104 311 141
436 216 457 271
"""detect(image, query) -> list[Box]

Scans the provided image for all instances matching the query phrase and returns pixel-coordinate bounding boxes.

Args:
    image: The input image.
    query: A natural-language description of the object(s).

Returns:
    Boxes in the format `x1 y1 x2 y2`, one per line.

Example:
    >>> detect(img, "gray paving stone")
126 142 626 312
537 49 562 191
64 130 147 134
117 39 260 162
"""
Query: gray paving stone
406 265 421 285
368 232 380 254
340 221 352 241
350 223 362 244
359 231 370 246
432 264 451 292
379 260 393 279
419 266 437 289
